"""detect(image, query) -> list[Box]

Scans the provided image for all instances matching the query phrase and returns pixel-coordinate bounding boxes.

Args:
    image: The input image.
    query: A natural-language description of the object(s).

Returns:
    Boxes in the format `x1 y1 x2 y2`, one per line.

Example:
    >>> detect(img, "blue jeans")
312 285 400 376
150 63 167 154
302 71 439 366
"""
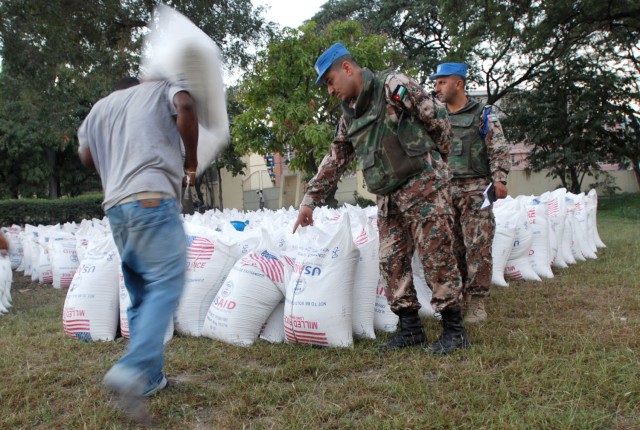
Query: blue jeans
106 198 186 391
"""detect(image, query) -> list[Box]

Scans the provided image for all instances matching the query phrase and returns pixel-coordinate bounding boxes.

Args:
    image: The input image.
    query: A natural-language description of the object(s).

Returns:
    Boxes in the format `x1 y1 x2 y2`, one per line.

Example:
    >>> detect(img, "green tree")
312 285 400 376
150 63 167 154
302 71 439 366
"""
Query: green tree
312 0 448 83
232 20 398 180
440 0 640 103
503 54 631 194
0 0 271 199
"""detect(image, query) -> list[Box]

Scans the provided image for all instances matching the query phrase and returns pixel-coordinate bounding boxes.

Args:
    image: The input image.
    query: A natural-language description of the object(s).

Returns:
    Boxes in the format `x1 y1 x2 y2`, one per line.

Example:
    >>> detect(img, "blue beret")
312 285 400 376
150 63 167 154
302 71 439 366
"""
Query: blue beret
429 63 468 81
314 43 351 85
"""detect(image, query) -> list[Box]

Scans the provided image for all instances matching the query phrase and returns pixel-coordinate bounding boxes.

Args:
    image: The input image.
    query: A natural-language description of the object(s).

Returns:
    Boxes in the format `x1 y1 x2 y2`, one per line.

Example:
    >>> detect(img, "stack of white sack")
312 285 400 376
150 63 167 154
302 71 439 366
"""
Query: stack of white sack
141 4 230 177
3 188 607 344
492 188 606 287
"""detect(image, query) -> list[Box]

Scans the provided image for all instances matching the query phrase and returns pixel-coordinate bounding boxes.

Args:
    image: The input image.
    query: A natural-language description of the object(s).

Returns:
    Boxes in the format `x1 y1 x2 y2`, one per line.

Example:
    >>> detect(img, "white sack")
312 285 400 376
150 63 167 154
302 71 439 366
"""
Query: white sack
118 267 173 344
521 197 554 279
571 192 597 259
3 226 23 270
260 300 286 343
504 201 541 282
373 277 399 332
491 202 518 287
347 205 379 339
545 188 568 269
284 214 359 348
142 4 229 176
202 234 288 346
50 233 79 289
412 251 439 319
174 223 234 336
63 236 120 341
0 255 12 314
560 198 579 265
587 189 606 248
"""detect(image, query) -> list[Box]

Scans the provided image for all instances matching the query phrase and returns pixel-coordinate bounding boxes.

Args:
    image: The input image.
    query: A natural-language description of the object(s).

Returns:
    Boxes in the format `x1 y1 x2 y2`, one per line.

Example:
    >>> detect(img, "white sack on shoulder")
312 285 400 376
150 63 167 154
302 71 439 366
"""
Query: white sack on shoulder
141 4 229 176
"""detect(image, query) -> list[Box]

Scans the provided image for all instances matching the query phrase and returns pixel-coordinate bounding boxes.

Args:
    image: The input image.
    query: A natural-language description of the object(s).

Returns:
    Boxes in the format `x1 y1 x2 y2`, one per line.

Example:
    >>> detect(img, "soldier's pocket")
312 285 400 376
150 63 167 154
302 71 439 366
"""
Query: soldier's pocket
361 152 391 194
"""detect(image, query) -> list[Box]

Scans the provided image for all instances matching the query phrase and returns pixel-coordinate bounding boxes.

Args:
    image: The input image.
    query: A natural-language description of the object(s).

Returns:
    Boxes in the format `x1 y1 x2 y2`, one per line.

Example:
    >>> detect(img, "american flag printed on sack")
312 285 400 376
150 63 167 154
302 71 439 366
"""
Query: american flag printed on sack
63 318 91 338
60 273 74 288
245 250 285 283
282 255 303 275
186 235 215 261
284 316 328 346
548 198 559 217
354 228 368 245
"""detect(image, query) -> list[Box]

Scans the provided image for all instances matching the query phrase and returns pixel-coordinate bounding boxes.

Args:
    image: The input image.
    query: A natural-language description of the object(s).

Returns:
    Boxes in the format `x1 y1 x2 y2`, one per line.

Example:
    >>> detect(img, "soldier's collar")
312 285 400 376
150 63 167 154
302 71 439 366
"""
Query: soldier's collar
343 68 375 118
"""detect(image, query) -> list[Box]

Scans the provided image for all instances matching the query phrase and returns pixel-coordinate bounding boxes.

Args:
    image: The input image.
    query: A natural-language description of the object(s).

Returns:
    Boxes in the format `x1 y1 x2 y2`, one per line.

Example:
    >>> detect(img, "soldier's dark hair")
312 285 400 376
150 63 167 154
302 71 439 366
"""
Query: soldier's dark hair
329 54 358 72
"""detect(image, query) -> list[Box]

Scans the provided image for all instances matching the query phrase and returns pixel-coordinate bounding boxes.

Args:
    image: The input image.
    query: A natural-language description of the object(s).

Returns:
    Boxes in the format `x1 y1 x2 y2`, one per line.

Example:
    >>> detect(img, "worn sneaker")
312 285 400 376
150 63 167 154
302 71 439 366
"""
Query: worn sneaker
144 376 168 397
464 296 487 324
103 367 154 426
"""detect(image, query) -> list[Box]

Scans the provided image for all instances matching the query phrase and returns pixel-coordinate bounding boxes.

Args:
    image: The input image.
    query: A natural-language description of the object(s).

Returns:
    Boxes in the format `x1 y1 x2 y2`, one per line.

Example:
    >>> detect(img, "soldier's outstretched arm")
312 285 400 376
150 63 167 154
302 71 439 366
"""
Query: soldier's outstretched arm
293 205 314 233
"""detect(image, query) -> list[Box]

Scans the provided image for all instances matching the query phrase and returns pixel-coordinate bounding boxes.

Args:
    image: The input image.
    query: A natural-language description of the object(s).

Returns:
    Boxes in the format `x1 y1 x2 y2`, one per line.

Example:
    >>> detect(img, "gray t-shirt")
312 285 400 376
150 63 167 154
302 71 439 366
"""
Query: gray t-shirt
78 80 188 210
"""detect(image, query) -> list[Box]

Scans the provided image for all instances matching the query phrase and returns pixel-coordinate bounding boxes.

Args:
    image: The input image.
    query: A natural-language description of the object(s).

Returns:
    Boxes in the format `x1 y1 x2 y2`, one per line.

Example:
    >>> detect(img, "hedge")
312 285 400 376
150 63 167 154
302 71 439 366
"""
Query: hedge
0 195 104 226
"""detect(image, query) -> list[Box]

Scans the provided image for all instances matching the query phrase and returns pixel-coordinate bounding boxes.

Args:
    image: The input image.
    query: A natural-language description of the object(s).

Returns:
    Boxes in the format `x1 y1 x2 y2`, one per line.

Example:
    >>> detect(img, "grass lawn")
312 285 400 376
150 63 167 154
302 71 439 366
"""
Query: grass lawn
0 194 638 429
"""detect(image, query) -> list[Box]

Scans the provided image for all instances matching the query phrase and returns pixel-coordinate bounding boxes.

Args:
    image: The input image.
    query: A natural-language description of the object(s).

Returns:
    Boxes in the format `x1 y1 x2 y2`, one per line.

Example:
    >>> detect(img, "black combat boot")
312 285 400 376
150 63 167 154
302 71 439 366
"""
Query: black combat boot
426 306 471 355
378 310 427 351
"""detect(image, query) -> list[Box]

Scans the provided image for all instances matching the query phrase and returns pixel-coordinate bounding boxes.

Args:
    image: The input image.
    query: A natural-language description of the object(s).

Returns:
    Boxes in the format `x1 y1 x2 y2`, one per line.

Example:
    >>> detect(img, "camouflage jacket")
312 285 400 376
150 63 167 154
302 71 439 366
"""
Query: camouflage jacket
301 69 453 207
448 97 510 182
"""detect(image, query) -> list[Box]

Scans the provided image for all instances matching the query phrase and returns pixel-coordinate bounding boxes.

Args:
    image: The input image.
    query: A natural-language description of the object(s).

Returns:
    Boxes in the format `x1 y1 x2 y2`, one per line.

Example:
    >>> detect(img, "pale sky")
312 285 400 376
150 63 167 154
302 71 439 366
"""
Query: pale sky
254 0 328 29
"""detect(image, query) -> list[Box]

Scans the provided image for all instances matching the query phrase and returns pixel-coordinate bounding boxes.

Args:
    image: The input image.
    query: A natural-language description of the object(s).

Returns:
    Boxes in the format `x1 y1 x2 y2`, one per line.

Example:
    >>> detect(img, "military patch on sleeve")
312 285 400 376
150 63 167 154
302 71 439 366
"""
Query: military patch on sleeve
392 85 408 102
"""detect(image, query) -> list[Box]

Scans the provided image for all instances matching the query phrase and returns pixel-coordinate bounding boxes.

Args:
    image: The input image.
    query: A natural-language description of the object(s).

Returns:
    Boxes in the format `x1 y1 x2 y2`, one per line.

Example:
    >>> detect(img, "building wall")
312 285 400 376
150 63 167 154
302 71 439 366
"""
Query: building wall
505 170 639 196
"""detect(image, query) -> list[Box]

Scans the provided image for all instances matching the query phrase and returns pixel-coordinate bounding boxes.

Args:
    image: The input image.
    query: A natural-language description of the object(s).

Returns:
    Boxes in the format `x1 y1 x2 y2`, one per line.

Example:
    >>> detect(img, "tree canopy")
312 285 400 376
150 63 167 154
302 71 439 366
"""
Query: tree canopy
231 20 400 177
0 0 639 199
0 0 272 198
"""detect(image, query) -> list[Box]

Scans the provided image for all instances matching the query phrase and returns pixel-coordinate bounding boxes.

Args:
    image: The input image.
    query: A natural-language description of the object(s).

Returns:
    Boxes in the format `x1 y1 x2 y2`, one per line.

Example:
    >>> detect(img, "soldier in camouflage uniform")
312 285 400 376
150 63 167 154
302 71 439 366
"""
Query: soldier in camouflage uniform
293 43 470 355
431 63 511 323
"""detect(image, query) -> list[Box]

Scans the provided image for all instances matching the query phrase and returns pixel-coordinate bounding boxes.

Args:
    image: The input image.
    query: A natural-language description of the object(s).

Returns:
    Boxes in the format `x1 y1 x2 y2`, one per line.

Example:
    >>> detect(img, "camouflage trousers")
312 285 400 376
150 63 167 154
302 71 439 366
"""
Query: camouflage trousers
378 153 463 314
450 177 496 297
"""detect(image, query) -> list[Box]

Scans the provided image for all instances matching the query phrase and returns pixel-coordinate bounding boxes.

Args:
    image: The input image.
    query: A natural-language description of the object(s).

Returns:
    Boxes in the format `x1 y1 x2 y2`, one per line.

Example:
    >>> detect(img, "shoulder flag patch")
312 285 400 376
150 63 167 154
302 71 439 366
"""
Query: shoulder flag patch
392 85 407 102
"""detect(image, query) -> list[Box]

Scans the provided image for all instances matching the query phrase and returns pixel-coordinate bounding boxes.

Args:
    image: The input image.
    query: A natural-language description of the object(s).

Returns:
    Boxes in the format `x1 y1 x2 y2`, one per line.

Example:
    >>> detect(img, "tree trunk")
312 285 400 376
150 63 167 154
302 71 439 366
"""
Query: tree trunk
631 156 640 191
47 149 59 199
568 166 581 194
217 166 224 210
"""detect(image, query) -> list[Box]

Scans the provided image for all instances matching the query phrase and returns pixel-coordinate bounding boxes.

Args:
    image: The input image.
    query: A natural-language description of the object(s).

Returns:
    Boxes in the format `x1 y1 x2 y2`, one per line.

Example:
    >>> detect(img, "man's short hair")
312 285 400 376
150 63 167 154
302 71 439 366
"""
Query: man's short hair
114 76 140 91
329 54 357 74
